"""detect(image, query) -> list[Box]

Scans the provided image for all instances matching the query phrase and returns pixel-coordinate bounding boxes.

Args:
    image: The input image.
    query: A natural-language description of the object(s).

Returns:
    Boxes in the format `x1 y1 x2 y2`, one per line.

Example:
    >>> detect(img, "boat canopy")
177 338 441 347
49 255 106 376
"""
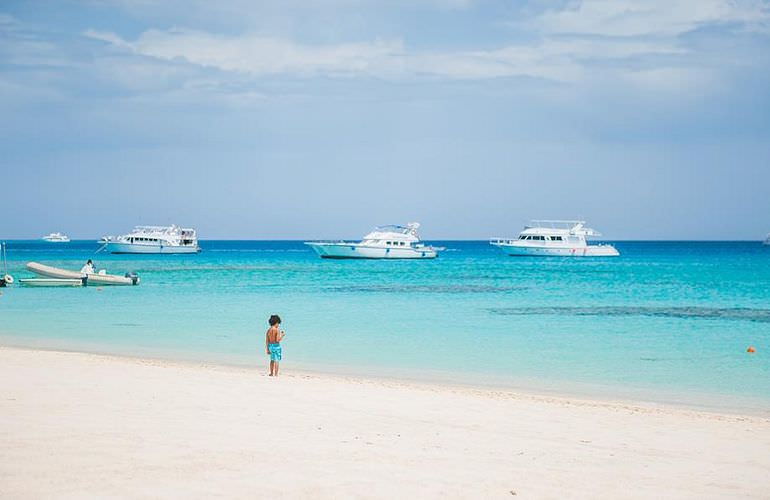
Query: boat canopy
363 222 422 242
523 220 601 237
373 222 420 234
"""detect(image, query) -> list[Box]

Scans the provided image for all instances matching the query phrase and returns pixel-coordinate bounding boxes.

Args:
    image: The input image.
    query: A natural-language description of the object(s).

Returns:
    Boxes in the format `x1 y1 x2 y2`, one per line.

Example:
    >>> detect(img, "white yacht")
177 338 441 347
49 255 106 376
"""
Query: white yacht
103 225 200 254
490 220 619 257
305 223 443 259
764 234 770 246
41 232 70 242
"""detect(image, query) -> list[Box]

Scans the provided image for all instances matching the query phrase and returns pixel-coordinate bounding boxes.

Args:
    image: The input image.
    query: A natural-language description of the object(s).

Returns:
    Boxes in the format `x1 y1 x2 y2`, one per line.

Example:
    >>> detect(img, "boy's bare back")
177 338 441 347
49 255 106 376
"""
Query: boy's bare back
266 325 284 344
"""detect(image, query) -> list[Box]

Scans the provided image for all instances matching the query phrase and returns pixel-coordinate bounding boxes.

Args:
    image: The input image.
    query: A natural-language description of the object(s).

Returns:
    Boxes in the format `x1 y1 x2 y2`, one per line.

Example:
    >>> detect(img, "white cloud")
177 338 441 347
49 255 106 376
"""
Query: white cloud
83 29 133 49
83 27 685 83
536 0 770 37
134 29 404 76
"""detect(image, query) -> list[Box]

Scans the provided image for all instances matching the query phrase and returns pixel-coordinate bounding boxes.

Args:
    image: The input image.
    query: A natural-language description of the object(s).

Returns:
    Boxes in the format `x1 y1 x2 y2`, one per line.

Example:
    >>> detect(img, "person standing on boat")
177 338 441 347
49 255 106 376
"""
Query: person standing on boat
80 259 95 275
265 315 285 377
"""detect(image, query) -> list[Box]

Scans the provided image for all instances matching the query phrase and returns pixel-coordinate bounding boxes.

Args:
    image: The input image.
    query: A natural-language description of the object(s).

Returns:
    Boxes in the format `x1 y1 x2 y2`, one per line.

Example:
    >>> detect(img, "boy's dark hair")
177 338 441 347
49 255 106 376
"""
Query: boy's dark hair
269 314 281 326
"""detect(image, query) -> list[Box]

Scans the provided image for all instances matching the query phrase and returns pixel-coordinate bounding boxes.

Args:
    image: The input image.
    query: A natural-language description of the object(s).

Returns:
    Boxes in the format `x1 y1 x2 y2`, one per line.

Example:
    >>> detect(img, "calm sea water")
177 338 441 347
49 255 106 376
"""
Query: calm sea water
1 240 769 412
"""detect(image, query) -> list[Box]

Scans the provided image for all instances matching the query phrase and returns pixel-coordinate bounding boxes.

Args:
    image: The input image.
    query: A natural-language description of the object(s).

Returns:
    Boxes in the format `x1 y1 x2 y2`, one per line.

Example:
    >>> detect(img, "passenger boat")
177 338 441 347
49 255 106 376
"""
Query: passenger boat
103 225 200 254
305 223 443 259
26 262 140 286
490 220 619 257
41 232 70 242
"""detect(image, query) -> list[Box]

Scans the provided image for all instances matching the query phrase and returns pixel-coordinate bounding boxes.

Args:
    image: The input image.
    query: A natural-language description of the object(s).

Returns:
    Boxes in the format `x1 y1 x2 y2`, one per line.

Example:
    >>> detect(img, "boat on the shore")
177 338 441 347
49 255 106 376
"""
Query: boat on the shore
102 225 200 254
305 223 443 259
490 220 619 257
1 242 12 287
41 232 70 243
26 262 140 286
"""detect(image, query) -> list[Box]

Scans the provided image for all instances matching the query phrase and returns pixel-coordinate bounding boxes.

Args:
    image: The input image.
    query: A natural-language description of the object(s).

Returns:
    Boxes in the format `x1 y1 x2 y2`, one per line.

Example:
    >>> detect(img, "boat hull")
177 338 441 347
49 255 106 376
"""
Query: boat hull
105 242 200 254
20 278 84 287
491 243 619 257
306 242 438 259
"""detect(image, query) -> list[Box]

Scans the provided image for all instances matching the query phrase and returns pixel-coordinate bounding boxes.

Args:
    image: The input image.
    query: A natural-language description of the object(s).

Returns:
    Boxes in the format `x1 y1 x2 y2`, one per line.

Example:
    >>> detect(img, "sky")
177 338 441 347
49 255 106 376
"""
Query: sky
1 0 769 240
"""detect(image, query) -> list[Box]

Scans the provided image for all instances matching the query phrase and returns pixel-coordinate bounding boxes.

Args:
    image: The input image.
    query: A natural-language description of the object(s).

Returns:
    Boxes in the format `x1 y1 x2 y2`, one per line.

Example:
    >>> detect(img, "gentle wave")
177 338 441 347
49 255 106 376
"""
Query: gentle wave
486 306 770 322
326 284 528 294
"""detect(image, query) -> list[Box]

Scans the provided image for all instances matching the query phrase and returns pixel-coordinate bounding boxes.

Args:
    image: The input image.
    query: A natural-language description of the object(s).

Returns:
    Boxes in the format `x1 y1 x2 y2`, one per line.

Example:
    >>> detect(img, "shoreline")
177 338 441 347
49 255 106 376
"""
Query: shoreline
1 337 768 418
2 345 769 498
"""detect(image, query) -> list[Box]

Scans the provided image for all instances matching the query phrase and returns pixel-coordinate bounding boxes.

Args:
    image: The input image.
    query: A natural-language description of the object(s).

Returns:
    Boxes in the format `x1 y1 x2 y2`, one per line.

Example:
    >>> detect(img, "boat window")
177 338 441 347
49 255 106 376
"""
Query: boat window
552 236 563 241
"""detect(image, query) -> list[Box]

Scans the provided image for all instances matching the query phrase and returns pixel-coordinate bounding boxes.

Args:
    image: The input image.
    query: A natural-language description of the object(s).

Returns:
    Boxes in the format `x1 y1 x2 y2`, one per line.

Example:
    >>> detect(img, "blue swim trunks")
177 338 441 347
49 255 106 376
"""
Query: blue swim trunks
268 343 282 361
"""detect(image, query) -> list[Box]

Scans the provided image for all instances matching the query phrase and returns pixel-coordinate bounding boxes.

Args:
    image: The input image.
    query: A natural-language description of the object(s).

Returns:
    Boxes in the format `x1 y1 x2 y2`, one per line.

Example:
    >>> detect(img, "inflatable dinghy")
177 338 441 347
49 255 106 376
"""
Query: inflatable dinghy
26 262 140 286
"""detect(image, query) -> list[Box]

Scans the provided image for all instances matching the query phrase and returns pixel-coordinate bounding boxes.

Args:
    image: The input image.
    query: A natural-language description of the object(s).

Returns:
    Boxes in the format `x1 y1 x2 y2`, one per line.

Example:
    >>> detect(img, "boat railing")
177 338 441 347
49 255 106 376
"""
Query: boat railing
526 220 586 229
374 225 418 235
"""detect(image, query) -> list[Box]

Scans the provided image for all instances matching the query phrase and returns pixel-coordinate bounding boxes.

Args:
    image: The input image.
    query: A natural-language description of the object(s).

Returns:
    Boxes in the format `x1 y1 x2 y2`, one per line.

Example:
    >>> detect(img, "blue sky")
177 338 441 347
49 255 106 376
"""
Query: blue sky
1 0 769 239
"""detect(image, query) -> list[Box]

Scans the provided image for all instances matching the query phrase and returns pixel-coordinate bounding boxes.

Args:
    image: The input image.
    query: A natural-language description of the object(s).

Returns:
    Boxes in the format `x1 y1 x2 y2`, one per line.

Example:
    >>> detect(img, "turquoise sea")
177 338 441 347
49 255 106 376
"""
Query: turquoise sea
1 240 769 413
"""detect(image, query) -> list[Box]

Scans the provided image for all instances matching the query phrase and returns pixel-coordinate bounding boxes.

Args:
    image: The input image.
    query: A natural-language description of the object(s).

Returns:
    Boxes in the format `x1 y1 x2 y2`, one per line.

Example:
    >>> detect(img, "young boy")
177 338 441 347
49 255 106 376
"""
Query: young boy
265 314 285 377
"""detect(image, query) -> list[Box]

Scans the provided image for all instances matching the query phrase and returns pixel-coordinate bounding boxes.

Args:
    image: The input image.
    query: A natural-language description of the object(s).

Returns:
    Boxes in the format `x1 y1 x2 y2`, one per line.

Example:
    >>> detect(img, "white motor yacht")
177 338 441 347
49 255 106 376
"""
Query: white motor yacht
41 232 70 243
305 223 443 259
490 220 619 257
764 233 770 246
103 225 200 254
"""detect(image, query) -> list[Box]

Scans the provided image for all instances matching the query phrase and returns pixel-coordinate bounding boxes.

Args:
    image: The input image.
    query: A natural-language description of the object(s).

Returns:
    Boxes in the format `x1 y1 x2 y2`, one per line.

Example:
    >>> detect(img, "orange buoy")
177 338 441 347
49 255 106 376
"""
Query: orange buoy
747 346 756 353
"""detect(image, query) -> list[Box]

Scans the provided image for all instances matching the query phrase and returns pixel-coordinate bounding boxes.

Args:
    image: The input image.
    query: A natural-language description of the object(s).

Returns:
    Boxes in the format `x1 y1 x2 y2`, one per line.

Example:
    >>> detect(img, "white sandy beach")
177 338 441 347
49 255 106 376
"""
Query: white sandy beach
1 346 769 499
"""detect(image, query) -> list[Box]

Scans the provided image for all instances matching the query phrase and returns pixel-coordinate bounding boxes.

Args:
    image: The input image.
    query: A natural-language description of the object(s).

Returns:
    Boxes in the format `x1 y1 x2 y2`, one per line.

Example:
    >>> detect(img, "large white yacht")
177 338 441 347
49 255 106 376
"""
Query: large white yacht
490 220 619 257
103 225 200 254
41 232 70 242
305 223 443 259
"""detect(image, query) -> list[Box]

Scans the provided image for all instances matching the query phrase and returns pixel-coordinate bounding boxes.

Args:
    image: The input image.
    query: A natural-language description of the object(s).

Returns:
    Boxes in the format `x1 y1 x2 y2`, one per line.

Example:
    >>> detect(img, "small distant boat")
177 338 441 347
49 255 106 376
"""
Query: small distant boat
26 262 140 286
41 232 70 243
490 220 620 257
764 234 770 246
103 225 200 254
305 223 443 259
